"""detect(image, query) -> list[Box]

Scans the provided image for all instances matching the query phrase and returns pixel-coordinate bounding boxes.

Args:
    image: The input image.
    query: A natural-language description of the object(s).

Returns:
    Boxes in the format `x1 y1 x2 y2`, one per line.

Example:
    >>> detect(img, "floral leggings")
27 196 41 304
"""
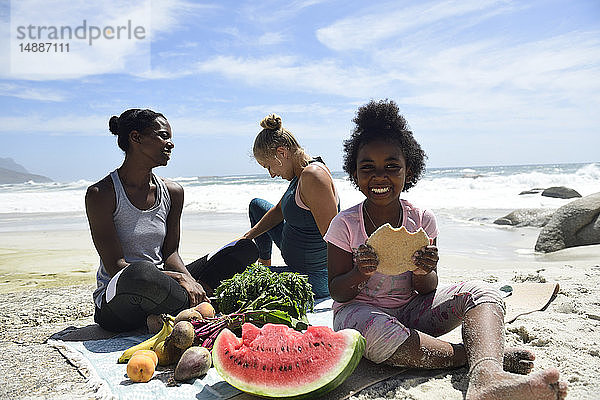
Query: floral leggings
333 281 505 363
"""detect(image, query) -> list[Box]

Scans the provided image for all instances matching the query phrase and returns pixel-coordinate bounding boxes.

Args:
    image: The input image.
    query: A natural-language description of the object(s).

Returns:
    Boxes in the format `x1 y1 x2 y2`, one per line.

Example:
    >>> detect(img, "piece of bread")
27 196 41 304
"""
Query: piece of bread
366 224 430 275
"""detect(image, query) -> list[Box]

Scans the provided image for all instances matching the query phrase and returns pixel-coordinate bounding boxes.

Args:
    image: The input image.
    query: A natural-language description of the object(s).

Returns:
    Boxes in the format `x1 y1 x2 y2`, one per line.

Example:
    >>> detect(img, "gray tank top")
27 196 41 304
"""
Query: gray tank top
93 170 171 308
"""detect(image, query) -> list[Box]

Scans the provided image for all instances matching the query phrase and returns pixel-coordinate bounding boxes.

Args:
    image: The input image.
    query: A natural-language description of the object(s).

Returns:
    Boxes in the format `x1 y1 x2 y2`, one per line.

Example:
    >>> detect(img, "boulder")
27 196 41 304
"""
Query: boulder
541 186 581 199
493 209 555 227
535 192 600 253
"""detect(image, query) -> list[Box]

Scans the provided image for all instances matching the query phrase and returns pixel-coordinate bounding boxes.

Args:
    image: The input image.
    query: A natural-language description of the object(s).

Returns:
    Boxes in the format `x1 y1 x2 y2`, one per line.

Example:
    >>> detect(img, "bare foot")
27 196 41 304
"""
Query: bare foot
467 363 568 400
258 258 271 266
503 347 535 375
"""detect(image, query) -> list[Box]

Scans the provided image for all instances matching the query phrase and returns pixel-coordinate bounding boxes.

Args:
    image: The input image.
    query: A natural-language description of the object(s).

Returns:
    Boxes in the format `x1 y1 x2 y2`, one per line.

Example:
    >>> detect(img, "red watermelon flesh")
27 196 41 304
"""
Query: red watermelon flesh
212 323 365 399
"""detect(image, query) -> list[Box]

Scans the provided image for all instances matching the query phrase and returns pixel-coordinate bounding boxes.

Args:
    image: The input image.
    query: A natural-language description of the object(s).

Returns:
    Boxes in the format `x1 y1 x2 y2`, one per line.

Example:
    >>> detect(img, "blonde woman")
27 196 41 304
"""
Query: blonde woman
243 114 339 298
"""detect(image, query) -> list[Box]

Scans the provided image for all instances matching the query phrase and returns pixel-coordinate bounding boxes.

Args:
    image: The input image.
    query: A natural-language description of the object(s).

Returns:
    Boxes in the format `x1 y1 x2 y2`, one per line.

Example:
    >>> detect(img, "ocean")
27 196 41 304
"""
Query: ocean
1 162 598 260
2 162 597 214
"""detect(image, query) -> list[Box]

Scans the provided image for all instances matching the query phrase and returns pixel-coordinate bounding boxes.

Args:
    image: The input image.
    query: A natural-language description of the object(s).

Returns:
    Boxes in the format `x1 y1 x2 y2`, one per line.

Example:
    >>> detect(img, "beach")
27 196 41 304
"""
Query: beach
2 214 600 399
1 163 600 398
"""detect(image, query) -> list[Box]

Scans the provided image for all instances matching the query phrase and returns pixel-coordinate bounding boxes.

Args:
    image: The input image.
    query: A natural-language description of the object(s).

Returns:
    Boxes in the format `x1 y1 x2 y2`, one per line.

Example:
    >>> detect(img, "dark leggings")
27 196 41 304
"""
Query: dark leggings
248 198 329 299
248 197 283 261
94 239 258 332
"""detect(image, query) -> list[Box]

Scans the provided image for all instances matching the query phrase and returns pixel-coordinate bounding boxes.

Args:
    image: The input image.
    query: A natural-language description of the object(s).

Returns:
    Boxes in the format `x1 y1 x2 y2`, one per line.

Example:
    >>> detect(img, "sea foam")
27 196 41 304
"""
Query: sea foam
1 163 598 220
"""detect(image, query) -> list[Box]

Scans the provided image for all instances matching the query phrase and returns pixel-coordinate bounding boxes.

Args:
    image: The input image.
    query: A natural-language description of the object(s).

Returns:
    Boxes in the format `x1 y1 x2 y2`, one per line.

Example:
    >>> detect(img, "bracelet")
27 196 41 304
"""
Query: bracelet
467 357 502 378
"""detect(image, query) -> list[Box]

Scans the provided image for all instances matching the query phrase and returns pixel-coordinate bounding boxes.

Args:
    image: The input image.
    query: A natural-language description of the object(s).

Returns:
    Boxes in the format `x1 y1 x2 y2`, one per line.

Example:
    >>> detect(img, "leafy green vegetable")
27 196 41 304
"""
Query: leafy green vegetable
191 265 315 349
214 264 314 320
191 308 309 350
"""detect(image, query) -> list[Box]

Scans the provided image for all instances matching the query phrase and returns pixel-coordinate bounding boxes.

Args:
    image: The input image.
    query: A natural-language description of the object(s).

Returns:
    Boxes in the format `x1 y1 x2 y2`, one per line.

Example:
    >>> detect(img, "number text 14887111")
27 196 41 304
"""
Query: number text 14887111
19 43 70 52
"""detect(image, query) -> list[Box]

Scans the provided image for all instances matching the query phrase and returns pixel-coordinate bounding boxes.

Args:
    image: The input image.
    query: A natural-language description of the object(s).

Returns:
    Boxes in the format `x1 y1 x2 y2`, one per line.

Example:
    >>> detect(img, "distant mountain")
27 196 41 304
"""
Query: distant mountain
0 158 52 184
0 157 29 173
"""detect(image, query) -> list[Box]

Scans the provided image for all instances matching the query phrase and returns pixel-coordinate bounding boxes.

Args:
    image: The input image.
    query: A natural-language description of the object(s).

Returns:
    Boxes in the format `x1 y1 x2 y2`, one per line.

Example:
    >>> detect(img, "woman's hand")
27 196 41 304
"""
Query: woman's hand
412 245 439 275
180 277 209 307
353 244 378 277
164 271 209 307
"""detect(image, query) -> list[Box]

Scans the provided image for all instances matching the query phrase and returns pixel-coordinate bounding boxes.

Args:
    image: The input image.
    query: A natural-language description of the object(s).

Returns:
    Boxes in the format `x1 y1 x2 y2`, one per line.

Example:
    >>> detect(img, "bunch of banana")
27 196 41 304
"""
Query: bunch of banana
117 314 175 363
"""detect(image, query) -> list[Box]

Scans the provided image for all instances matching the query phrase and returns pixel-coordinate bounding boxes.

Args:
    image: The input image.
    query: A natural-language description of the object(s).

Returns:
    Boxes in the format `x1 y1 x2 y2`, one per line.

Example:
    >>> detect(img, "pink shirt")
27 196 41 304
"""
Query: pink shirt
324 199 439 310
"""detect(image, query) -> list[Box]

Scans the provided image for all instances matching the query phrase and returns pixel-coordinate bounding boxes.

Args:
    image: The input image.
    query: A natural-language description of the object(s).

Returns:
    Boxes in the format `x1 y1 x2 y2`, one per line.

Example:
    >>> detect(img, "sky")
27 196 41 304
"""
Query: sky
0 0 598 182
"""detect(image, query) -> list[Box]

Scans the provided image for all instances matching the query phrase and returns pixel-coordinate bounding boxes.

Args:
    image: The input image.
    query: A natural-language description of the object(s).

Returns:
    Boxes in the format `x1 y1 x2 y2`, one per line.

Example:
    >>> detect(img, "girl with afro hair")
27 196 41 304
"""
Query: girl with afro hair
324 100 567 400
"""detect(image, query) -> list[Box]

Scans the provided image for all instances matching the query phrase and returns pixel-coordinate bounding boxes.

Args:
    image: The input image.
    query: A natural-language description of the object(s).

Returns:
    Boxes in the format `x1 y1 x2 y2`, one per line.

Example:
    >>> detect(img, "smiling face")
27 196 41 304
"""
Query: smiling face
136 116 174 167
354 139 408 207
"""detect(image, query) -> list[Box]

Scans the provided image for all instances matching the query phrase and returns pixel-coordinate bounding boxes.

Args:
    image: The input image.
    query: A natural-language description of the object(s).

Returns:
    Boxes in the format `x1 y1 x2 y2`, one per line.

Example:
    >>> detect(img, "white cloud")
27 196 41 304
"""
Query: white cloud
170 115 255 138
2 0 202 80
217 26 287 49
0 104 351 143
195 55 393 97
380 31 600 117
241 102 343 116
6 0 151 79
257 32 286 46
133 67 194 80
0 114 106 134
149 0 220 35
242 0 332 24
316 0 509 51
0 112 260 139
0 83 66 101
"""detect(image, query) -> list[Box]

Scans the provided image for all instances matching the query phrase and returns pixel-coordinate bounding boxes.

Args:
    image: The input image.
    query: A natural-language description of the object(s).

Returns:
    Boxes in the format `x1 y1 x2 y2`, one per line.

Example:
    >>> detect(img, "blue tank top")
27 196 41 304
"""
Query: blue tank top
280 159 338 272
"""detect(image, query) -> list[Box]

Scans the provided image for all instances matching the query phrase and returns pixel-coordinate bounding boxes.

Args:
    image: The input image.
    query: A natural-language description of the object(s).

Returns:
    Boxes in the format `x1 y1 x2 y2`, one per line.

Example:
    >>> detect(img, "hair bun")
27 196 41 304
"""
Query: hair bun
108 116 120 135
260 114 282 131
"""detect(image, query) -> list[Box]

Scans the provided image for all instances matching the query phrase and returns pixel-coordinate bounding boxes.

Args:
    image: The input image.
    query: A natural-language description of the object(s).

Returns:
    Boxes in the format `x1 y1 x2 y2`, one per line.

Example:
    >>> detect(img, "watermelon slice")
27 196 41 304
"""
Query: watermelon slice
212 323 365 399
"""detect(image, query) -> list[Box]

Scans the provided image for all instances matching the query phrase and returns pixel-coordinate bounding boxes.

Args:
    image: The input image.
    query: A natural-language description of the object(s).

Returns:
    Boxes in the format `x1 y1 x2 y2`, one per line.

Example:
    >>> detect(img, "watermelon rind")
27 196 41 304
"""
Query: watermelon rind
212 326 366 399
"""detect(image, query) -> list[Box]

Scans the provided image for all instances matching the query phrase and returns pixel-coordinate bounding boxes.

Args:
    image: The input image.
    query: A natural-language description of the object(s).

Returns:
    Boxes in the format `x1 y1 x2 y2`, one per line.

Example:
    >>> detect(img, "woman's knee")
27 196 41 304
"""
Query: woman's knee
99 261 189 330
249 198 272 222
119 261 164 289
121 260 156 274
249 197 263 209
249 198 265 213
116 261 185 308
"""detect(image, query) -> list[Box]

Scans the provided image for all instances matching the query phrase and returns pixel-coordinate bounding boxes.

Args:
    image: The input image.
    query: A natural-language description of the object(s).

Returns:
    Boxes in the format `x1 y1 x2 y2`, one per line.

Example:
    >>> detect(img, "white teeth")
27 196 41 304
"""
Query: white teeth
371 187 390 194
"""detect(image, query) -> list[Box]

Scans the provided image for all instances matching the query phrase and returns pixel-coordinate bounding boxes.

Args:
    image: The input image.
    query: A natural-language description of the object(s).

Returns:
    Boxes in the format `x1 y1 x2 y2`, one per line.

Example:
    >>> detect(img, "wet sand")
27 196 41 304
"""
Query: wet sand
0 223 283 294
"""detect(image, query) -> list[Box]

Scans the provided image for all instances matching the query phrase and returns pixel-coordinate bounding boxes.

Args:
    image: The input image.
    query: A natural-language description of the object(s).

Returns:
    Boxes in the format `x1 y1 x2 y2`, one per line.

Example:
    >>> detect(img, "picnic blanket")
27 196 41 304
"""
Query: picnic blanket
49 282 559 399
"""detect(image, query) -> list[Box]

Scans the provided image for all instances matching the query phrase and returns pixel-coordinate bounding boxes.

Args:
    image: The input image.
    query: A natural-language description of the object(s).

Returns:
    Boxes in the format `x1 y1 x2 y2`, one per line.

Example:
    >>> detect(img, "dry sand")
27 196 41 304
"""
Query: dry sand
1 227 599 399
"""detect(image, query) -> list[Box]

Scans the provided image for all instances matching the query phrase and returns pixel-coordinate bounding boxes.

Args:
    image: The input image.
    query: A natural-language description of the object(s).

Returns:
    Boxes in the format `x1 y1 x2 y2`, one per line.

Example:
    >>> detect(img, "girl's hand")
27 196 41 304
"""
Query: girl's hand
352 244 378 277
412 245 439 275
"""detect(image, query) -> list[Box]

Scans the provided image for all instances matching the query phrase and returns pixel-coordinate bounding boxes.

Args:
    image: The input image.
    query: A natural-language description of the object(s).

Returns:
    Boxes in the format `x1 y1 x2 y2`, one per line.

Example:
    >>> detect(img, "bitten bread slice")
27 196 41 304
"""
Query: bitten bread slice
366 224 430 275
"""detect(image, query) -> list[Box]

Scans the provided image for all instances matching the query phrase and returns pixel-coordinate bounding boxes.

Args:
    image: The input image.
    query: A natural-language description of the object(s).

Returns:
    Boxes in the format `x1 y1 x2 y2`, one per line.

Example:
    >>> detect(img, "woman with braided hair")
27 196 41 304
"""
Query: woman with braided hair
243 114 339 298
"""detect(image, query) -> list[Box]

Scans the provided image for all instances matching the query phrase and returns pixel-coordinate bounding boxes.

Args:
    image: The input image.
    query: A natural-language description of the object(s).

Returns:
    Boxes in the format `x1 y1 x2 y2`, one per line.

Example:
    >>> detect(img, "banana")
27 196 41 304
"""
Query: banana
117 314 175 363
